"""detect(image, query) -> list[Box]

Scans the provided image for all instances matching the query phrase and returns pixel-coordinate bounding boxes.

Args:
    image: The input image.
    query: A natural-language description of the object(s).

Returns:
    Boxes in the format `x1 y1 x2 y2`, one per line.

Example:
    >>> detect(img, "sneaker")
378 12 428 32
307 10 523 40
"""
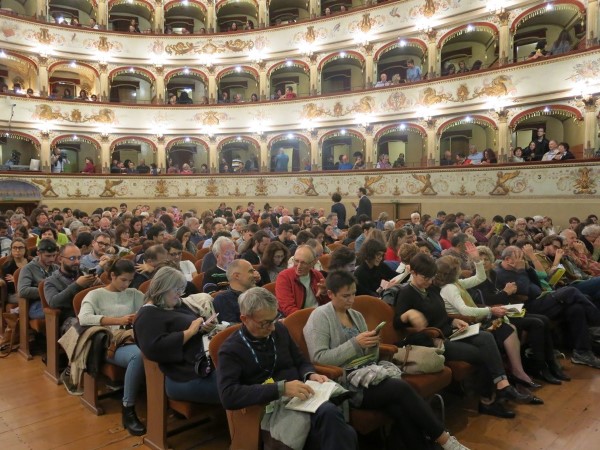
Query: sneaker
442 435 471 450
571 350 600 369
60 367 83 396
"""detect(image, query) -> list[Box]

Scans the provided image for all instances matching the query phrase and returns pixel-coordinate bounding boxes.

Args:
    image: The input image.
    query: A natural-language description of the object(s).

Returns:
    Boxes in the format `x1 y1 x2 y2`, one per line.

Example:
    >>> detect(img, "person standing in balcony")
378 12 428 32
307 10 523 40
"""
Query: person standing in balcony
405 59 422 82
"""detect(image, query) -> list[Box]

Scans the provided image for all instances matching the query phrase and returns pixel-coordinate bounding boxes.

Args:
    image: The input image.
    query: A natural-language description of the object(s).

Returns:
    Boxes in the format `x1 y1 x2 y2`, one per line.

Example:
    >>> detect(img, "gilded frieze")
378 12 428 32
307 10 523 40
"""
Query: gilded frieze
33 105 116 124
32 178 59 197
294 177 319 196
99 180 124 197
486 171 527 195
407 174 438 195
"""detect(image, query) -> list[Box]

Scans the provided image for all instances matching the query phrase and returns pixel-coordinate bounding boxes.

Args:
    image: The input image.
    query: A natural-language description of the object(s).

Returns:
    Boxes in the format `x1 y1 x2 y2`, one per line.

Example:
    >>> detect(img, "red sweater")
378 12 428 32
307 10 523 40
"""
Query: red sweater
384 247 399 262
275 267 329 316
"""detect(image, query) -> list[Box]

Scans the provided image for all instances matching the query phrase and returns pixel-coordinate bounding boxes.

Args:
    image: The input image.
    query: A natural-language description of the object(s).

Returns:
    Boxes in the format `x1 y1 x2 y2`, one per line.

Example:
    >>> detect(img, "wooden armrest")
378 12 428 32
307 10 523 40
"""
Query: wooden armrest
314 363 343 380
447 314 477 324
405 327 445 339
379 344 398 360
43 307 61 317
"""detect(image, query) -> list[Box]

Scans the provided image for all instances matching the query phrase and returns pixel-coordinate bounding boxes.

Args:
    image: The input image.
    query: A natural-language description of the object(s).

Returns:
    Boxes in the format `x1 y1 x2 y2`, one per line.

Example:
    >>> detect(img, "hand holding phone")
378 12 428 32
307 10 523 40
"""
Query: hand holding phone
373 321 386 335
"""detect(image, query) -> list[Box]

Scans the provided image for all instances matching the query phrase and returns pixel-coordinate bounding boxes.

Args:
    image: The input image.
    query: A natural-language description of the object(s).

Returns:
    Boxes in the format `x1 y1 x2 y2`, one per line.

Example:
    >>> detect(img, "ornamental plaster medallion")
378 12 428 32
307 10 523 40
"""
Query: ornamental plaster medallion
155 180 169 197
205 179 219 196
573 168 597 195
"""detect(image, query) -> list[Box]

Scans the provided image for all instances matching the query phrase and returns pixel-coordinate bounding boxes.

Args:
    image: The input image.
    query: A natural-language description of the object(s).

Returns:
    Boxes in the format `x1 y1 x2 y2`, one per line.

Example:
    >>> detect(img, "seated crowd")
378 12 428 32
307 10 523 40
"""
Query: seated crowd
1 199 600 448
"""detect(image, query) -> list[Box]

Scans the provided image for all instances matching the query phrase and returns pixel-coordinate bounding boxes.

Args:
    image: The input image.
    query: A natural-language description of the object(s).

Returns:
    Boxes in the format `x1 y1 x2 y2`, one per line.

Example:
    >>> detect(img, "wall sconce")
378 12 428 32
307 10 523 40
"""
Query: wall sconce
39 125 51 138
574 81 597 106
156 131 165 143
355 113 374 134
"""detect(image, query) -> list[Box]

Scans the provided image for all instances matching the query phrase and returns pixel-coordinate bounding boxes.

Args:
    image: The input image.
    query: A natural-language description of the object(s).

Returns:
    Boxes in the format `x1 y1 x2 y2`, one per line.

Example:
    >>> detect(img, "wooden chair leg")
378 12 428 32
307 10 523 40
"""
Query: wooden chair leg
17 297 32 360
143 359 169 450
80 372 104 415
44 309 61 384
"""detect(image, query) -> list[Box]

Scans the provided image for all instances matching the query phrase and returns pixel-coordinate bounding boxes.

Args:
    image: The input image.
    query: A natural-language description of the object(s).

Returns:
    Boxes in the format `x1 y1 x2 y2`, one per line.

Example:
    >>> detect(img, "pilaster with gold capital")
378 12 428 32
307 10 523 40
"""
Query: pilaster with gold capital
309 0 318 18
208 141 218 173
37 58 49 95
365 134 374 164
258 0 268 28
584 102 598 153
99 63 109 101
310 138 319 170
100 139 111 173
259 67 268 100
309 57 319 95
156 140 166 172
425 31 439 78
97 0 108 27
364 53 374 88
154 2 165 34
35 0 46 20
208 74 217 104
155 67 165 103
425 119 438 163
588 0 599 47
207 4 217 33
497 12 511 65
259 140 268 172
40 135 51 173
497 114 509 159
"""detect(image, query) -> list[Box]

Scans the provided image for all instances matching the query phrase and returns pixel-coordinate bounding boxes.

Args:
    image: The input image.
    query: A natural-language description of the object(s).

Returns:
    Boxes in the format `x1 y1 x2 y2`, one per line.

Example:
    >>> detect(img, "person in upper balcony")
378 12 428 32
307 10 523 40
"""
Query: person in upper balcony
548 142 575 161
527 40 548 60
230 22 238 32
550 30 572 55
541 140 561 161
457 60 470 73
374 73 390 87
376 153 392 169
280 86 297 100
406 59 422 82
481 149 497 164
337 154 353 170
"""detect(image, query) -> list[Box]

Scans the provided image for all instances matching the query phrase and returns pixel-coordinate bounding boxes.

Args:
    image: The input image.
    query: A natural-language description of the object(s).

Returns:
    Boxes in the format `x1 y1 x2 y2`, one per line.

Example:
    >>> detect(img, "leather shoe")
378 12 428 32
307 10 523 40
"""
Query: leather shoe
536 367 562 385
497 385 533 404
549 363 571 381
478 400 516 419
528 395 544 405
509 375 542 390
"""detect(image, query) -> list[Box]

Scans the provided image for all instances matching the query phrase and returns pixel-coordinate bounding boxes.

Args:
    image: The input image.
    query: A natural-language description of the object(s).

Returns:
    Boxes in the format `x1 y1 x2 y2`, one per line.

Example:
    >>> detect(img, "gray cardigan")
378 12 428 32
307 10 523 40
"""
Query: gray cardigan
304 302 372 367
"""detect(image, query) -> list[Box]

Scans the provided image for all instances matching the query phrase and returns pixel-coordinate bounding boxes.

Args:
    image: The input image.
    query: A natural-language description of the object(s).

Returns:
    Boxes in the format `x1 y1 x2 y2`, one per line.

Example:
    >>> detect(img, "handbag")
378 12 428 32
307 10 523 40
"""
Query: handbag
0 312 20 358
392 341 446 374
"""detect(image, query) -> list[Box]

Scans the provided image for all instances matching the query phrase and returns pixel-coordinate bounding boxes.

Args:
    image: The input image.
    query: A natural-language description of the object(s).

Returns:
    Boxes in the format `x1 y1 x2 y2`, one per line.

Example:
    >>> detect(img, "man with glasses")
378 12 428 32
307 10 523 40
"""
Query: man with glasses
164 240 197 282
45 243 97 326
18 239 59 319
203 237 237 294
218 287 358 450
81 232 113 275
275 245 328 317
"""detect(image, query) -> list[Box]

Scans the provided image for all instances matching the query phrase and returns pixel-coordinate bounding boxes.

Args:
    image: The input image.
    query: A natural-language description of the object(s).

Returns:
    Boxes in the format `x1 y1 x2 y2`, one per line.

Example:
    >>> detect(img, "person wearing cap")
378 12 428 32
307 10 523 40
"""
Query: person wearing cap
17 238 59 319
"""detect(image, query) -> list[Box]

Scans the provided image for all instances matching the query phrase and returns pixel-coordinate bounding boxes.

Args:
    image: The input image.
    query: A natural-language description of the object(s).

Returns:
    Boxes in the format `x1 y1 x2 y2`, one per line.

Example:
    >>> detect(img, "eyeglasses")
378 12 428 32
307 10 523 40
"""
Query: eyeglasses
169 252 182 257
95 241 111 247
12 246 26 251
294 259 314 267
416 273 434 281
248 313 282 329
65 255 81 261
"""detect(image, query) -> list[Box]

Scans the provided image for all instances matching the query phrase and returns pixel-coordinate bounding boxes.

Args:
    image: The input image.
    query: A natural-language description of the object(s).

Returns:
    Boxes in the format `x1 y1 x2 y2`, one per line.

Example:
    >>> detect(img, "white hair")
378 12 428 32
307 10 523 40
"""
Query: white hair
212 236 234 256
384 220 395 231
582 224 600 237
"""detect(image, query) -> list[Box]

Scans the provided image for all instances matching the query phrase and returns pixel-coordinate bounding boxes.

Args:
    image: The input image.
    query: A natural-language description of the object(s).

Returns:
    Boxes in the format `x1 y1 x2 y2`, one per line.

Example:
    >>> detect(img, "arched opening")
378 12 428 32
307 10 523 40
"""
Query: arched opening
166 137 209 173
108 0 154 32
0 0 37 17
111 137 157 172
511 107 584 158
320 52 365 94
0 132 40 170
51 134 101 173
268 134 310 172
216 0 258 32
320 130 364 170
513 3 585 61
48 0 97 27
268 0 309 26
217 137 260 173
217 67 259 103
439 24 498 76
48 61 99 99
109 67 154 104
0 52 38 94
375 40 426 85
439 117 497 162
375 125 426 168
164 0 207 34
165 68 208 104
268 61 310 99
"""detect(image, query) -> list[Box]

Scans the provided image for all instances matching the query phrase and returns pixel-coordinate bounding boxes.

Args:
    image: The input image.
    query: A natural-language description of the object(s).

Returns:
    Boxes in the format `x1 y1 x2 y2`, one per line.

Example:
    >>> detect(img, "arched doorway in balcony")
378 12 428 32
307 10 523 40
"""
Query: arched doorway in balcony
108 0 154 32
49 0 97 26
375 124 426 168
109 67 155 104
217 136 260 173
320 51 365 94
268 60 310 99
165 68 209 104
165 137 209 173
0 0 37 17
0 132 40 170
110 137 157 172
216 0 258 32
439 23 498 76
0 51 38 94
51 134 101 173
217 66 259 103
164 0 207 34
510 105 584 159
268 0 309 26
438 116 498 162
268 133 311 172
512 1 585 62
320 129 365 170
374 39 426 85
48 60 99 99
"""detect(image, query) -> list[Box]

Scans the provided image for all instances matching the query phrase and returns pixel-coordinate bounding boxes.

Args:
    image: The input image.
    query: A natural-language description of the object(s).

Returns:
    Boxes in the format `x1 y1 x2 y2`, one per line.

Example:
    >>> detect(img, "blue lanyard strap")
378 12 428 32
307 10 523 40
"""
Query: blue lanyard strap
238 329 277 378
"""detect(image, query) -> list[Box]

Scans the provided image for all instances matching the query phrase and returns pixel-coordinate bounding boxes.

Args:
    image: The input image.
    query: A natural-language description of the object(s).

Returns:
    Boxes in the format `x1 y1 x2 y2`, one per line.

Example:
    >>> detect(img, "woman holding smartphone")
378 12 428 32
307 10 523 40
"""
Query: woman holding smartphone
134 267 221 404
304 271 469 450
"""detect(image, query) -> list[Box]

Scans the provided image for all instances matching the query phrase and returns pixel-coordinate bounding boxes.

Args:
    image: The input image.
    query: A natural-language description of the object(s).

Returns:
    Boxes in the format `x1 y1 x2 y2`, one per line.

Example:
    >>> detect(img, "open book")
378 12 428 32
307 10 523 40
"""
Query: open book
449 323 480 341
285 381 337 413
505 304 526 318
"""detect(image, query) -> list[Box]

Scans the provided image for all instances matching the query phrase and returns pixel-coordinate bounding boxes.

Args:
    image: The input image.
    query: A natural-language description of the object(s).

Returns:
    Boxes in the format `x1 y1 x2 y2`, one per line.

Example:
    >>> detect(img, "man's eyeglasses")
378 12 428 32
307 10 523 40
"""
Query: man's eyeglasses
65 255 82 261
95 241 111 247
169 252 182 257
416 273 434 281
248 313 282 329
294 259 314 267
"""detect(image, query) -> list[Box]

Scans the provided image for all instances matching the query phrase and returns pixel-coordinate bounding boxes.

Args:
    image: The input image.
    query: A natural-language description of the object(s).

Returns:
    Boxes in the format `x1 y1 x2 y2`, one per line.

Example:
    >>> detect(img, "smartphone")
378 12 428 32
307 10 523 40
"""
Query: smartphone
134 232 139 238
204 312 219 325
373 321 386 335
87 268 97 276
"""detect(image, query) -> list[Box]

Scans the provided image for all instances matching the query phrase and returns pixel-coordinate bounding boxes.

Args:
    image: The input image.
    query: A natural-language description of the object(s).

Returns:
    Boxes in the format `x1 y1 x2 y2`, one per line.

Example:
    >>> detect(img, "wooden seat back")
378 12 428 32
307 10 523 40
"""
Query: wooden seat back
263 282 276 295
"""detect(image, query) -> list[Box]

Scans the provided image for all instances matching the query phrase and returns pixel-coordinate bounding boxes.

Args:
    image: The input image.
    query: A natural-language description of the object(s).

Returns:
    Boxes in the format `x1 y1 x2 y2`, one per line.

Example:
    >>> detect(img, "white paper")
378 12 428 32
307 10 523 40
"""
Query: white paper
449 323 480 341
285 381 337 413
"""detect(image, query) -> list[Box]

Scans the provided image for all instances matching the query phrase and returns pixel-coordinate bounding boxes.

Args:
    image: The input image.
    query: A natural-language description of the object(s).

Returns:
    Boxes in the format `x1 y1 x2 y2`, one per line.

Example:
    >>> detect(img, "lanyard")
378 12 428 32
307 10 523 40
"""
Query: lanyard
238 329 277 377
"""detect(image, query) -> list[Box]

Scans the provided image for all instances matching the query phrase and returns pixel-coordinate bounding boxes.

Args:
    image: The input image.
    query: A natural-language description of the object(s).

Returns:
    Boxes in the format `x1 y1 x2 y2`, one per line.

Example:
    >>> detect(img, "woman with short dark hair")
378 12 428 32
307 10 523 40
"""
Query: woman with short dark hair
354 239 397 296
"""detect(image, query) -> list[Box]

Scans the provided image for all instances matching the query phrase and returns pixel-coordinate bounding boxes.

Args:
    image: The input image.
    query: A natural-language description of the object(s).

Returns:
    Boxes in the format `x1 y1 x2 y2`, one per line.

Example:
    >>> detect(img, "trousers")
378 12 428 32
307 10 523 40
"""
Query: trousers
105 344 144 406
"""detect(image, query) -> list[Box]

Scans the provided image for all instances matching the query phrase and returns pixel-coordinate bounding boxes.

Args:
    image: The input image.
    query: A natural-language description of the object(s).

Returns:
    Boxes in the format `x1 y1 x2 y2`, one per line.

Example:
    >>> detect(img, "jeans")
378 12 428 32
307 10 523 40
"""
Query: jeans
105 344 144 407
28 300 44 319
361 378 444 448
165 372 221 404
445 331 507 398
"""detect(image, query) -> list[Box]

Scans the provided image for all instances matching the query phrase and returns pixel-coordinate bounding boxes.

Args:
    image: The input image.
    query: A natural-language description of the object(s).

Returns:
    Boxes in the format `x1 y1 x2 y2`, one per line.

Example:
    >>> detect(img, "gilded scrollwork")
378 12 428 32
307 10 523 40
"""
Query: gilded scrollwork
488 171 526 195
205 178 219 196
362 175 384 196
472 75 514 98
193 111 228 126
99 180 123 197
382 92 412 111
164 38 256 56
32 178 58 197
406 174 437 195
573 167 597 194
84 36 122 53
33 105 116 124
294 177 319 196
155 180 169 197
255 178 270 196
420 87 454 105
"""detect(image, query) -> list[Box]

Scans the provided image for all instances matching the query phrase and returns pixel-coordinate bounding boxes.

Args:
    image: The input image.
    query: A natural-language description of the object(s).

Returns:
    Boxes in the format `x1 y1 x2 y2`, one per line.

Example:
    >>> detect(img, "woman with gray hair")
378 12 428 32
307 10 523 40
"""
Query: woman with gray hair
134 267 221 404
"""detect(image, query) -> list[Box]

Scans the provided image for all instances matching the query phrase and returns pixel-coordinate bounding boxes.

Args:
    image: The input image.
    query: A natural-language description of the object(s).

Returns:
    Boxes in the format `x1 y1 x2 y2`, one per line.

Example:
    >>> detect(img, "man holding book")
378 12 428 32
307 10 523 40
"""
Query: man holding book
217 287 357 450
